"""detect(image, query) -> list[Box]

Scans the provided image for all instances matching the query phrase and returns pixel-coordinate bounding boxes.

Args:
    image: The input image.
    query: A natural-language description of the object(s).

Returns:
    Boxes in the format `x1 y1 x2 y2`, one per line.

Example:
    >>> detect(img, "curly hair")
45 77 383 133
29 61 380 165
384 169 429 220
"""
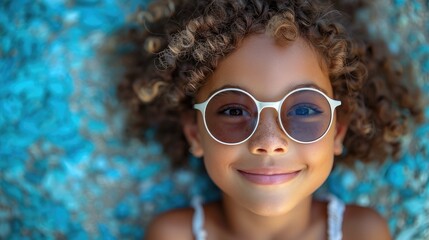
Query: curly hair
118 0 424 167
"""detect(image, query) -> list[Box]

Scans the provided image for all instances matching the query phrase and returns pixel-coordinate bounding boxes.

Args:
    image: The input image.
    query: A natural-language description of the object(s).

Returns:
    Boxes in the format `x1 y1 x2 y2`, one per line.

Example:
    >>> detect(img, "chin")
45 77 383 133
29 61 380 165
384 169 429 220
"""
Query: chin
244 198 297 217
250 206 293 217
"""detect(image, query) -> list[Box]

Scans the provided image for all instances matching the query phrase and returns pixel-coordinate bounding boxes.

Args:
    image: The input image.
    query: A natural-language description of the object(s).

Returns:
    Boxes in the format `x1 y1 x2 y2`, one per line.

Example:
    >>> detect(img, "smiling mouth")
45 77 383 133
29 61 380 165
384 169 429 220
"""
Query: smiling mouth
237 170 301 185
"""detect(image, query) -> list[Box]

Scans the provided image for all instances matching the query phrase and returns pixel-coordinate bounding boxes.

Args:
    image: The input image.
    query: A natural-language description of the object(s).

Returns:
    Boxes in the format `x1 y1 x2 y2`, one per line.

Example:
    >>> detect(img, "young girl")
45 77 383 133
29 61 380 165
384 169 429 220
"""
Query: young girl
119 0 424 239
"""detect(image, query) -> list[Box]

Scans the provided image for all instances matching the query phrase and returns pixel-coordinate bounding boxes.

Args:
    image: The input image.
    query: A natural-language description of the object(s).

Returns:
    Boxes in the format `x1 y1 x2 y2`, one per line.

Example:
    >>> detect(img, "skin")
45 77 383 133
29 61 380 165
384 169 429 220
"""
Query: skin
145 34 391 240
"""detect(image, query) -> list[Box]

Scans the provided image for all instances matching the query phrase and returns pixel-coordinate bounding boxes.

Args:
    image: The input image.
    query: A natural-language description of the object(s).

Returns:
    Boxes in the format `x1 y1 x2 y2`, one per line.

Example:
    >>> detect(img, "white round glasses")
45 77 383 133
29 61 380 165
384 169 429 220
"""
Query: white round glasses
193 87 341 145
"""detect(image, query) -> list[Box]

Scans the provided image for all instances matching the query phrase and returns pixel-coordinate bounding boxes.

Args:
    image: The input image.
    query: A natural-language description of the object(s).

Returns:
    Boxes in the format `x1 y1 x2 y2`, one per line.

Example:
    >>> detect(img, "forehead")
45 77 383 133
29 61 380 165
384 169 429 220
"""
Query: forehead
197 34 332 101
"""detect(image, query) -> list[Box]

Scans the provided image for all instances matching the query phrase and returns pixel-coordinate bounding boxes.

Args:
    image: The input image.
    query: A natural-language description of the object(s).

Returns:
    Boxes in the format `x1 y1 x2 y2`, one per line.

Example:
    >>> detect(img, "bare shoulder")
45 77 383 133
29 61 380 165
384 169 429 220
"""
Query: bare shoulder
144 207 194 240
342 204 392 240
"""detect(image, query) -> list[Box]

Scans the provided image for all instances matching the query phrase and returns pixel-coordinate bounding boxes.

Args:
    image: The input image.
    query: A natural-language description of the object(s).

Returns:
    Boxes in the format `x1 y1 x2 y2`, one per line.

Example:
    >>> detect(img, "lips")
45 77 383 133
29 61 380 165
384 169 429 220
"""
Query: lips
237 169 300 185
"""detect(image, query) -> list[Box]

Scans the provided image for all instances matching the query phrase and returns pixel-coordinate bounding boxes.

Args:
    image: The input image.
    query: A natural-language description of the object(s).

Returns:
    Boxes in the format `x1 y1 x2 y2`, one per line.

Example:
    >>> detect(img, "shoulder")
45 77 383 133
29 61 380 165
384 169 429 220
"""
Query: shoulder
144 207 194 240
342 204 392 240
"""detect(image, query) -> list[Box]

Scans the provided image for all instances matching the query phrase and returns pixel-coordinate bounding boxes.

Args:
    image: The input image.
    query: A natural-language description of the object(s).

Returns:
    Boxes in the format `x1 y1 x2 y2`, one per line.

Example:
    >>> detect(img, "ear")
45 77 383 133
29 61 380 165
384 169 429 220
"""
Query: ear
333 120 348 156
181 111 204 158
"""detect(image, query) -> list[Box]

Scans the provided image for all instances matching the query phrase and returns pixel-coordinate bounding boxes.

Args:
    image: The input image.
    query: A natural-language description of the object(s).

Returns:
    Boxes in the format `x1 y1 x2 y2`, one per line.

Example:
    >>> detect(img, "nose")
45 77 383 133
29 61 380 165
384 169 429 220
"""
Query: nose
248 108 288 155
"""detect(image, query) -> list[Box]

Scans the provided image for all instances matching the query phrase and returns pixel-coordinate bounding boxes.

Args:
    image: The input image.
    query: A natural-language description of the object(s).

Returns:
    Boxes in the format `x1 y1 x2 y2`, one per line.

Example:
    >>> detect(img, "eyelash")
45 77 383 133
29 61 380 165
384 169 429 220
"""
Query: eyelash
218 104 251 117
287 104 323 116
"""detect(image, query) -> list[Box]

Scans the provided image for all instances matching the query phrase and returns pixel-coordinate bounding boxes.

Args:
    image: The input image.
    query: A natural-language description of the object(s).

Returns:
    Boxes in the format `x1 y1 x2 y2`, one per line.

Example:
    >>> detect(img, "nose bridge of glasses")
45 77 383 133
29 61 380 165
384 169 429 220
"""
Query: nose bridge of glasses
257 101 282 112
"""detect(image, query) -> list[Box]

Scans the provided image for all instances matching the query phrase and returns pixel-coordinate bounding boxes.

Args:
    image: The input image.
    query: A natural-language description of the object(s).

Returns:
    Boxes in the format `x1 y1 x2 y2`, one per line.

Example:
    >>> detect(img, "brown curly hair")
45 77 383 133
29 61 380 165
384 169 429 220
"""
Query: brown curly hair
118 0 424 167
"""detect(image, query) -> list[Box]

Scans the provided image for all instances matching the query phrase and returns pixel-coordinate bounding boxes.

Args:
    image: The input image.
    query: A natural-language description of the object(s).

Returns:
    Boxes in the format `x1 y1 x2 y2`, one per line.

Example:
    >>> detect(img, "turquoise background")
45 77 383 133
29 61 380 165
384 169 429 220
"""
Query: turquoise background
0 0 428 239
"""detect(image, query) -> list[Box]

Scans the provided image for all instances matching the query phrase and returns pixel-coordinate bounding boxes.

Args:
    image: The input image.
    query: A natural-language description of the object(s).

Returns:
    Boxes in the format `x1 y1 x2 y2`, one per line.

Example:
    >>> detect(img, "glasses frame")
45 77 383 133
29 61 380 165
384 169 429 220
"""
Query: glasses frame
194 87 341 145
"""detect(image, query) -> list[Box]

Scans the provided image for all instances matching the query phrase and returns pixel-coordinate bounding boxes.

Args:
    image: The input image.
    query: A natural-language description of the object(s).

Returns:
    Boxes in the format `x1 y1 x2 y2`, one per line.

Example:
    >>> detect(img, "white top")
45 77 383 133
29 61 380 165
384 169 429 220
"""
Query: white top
191 194 345 240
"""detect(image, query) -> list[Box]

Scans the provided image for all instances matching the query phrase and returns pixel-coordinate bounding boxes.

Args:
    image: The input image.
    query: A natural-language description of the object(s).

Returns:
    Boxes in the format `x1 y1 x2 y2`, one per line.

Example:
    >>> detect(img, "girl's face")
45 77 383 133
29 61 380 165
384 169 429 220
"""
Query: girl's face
183 34 347 216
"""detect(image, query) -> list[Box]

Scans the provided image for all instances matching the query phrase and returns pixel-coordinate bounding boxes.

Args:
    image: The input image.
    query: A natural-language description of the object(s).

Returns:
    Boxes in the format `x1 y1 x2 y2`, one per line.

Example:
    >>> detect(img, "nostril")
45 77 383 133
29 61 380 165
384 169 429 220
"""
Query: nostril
256 148 285 154
274 148 285 153
257 148 267 153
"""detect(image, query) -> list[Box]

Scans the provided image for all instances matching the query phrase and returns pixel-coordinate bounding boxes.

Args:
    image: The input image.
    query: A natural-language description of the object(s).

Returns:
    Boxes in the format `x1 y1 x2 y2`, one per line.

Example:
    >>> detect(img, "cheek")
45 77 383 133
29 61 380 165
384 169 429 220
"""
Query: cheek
197 116 243 157
200 143 240 194
300 129 336 171
295 141 335 199
301 144 334 168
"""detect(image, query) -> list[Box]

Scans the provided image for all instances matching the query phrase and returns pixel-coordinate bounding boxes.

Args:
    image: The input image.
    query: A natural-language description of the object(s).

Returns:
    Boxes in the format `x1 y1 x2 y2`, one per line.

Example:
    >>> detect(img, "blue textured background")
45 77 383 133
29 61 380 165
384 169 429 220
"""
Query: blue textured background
0 0 428 239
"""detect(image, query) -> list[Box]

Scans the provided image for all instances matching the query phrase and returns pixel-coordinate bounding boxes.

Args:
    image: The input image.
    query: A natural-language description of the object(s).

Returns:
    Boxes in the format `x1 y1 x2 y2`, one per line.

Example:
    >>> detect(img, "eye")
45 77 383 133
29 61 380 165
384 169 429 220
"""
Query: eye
287 104 322 117
219 105 251 117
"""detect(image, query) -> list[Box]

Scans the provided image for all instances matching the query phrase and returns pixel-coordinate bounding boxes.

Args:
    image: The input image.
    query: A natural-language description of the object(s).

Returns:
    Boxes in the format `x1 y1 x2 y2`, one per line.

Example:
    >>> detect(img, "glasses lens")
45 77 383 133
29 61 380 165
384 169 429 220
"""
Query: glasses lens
281 90 332 142
205 90 258 144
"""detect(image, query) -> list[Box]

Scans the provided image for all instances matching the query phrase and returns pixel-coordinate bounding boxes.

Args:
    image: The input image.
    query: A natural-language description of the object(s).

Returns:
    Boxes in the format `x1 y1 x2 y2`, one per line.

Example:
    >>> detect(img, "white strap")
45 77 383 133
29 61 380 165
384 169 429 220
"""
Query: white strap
191 195 343 240
327 194 345 240
191 196 207 240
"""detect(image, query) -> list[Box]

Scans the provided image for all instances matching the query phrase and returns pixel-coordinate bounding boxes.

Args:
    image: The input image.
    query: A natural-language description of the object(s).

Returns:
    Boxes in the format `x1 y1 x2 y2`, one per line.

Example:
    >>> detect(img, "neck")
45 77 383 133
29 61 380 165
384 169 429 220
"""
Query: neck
219 194 315 240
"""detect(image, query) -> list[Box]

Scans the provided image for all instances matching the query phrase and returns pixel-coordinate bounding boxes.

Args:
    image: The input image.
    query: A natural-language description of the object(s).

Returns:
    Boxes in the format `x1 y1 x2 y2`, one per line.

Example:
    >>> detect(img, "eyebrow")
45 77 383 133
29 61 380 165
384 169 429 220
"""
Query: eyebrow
207 82 330 98
207 84 245 97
